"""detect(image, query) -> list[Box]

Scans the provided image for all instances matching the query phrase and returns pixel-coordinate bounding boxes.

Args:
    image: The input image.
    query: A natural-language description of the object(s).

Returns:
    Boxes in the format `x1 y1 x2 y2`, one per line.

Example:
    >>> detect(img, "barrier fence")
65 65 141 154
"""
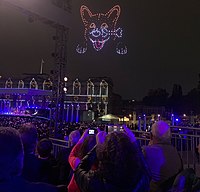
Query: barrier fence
50 126 200 175
134 126 200 175
50 137 69 158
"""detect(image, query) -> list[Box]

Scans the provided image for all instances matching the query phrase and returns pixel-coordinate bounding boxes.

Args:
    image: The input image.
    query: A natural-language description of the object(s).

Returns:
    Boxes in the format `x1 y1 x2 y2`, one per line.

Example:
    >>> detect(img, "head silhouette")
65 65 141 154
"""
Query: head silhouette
96 131 149 188
18 123 38 154
69 130 81 147
151 120 171 143
0 127 24 180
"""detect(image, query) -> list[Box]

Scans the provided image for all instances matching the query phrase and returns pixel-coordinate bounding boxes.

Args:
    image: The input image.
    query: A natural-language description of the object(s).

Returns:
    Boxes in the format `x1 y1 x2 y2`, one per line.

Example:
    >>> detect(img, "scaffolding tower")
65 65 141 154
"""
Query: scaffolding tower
1 0 71 136
50 25 68 135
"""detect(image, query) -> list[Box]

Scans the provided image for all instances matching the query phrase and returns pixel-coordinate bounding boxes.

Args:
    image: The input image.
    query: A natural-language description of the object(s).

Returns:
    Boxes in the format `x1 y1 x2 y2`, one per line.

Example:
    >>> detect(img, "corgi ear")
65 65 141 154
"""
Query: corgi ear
80 5 93 26
106 5 121 24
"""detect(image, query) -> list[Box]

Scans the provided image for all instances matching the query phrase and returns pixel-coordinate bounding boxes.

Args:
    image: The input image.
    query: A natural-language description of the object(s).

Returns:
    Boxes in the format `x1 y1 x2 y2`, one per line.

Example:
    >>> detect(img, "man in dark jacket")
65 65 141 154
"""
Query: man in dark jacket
18 123 43 182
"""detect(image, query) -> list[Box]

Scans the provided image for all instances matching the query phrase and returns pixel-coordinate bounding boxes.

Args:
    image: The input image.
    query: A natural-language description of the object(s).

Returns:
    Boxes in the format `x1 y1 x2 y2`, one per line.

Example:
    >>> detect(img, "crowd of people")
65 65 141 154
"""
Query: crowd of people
0 115 51 137
1 118 200 191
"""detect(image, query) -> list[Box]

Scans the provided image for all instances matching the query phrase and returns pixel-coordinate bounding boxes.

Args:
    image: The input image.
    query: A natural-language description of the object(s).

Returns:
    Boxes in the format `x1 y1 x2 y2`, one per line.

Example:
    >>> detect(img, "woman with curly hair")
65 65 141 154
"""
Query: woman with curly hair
74 126 151 192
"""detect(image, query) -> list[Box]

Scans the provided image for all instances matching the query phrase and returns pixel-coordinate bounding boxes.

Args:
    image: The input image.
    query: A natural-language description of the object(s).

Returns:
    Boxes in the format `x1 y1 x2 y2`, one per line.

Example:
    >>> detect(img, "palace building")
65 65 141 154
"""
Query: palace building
0 75 113 122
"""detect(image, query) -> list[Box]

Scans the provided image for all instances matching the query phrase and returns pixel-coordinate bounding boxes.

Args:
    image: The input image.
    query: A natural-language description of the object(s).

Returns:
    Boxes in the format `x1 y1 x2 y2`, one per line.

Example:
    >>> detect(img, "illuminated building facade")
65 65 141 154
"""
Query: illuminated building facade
0 76 113 122
64 77 113 122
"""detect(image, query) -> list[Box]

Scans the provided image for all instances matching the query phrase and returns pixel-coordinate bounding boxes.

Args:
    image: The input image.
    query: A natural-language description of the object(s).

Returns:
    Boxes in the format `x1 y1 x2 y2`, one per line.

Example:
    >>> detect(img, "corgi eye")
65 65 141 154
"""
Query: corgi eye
101 23 108 28
90 23 96 29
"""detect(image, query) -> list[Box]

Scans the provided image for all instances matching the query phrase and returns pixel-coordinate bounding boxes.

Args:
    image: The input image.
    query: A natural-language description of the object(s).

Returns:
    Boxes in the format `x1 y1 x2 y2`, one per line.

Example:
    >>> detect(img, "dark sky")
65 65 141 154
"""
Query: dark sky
0 0 200 100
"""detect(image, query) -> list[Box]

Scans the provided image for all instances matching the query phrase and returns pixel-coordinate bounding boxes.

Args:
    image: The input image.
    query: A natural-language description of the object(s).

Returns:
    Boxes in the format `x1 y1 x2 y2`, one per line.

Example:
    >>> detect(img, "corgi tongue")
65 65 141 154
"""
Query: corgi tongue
94 40 104 50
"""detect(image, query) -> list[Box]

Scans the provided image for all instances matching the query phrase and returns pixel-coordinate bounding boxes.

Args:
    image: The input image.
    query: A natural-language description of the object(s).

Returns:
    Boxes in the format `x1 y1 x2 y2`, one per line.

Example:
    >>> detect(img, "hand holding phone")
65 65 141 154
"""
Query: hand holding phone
89 129 95 135
79 128 89 143
123 125 136 143
96 131 107 145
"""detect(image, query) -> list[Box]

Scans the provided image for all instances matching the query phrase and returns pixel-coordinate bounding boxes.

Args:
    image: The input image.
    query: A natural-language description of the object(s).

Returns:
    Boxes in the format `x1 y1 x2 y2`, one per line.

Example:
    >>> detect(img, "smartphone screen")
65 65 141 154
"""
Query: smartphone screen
89 129 95 135
120 126 124 132
113 128 117 132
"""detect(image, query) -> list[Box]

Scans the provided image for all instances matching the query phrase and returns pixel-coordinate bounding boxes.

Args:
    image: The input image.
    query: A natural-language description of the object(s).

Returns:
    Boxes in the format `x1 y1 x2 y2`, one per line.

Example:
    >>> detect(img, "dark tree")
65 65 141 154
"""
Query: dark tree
142 88 169 106
168 84 183 114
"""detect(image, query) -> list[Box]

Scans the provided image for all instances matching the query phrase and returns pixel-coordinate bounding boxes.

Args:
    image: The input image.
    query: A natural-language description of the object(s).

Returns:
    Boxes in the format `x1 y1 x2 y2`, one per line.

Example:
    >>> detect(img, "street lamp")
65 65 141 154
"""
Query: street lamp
129 114 132 126
143 114 146 130
63 77 68 93
64 77 68 82
63 87 67 93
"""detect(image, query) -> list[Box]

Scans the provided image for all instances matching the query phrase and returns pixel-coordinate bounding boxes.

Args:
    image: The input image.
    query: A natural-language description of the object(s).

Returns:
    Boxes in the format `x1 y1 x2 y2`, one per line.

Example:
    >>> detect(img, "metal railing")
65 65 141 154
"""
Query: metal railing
133 126 200 175
50 137 69 158
50 126 200 175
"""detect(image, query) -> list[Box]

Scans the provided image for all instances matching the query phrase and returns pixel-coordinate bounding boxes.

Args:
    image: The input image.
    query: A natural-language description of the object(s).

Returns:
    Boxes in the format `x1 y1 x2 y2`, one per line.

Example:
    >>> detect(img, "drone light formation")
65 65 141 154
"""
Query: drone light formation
76 5 127 55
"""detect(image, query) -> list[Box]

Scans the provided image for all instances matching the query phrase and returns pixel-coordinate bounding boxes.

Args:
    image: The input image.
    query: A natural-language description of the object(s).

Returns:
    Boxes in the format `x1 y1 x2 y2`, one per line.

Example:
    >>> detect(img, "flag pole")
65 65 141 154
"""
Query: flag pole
40 59 44 74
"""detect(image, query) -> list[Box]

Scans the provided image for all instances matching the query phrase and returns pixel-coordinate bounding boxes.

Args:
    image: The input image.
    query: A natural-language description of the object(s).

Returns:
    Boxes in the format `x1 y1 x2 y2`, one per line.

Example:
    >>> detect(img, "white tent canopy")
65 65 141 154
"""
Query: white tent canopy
98 114 119 122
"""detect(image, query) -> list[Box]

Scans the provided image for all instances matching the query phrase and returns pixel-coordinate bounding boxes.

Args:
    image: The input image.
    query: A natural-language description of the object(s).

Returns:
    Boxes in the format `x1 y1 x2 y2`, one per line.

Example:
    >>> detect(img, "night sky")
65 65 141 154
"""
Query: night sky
0 0 200 100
